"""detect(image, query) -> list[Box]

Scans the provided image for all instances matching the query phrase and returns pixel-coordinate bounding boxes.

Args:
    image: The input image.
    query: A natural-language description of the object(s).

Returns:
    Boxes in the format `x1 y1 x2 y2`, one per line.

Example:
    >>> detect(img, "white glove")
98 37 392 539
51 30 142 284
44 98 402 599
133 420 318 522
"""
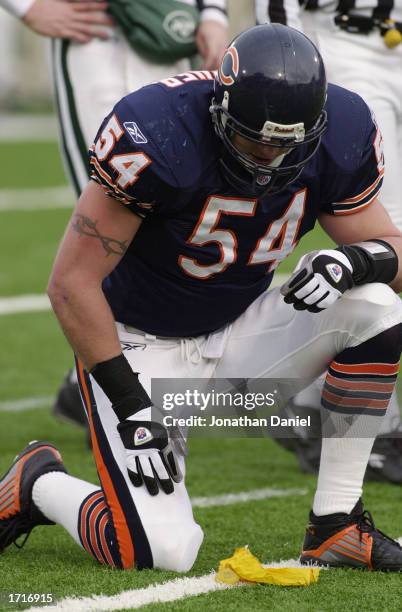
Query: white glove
117 408 182 496
280 249 354 313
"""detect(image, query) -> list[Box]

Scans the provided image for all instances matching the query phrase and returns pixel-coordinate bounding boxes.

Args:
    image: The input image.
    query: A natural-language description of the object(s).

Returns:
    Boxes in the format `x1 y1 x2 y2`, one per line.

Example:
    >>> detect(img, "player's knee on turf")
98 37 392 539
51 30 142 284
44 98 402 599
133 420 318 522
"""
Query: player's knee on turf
149 522 204 572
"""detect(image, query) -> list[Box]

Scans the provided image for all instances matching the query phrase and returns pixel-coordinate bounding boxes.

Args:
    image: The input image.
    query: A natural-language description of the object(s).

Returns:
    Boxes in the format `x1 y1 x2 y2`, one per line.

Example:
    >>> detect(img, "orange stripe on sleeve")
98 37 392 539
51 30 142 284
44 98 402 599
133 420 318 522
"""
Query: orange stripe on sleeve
333 194 378 216
335 171 384 205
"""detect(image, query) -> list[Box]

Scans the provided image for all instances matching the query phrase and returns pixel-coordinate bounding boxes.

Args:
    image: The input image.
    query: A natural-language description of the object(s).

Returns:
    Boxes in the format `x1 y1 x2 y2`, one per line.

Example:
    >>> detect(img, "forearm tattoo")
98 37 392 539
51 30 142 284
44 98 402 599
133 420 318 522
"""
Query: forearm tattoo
72 214 128 257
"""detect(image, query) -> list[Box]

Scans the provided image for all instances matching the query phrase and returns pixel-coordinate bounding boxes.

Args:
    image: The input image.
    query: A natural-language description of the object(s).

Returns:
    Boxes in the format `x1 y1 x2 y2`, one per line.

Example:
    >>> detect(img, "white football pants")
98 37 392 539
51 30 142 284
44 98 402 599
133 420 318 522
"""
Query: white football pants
81 283 402 570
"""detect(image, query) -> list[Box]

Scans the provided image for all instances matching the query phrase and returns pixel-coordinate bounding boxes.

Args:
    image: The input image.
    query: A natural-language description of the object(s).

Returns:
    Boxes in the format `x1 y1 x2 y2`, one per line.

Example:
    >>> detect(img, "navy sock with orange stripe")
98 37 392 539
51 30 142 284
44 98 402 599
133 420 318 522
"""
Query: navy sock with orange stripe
313 324 402 516
322 324 401 420
78 490 121 568
32 472 121 566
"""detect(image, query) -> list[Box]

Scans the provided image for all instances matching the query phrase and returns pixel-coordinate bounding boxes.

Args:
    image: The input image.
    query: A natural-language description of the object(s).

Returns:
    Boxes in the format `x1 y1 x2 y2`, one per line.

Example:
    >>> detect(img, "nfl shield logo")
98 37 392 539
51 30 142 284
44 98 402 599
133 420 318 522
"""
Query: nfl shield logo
326 263 343 283
256 174 271 186
134 426 153 446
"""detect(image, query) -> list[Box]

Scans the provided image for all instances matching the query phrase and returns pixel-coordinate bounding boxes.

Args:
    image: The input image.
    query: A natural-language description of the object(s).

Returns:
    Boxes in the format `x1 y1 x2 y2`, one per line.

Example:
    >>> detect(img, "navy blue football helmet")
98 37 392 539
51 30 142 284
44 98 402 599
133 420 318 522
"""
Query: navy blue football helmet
210 23 328 197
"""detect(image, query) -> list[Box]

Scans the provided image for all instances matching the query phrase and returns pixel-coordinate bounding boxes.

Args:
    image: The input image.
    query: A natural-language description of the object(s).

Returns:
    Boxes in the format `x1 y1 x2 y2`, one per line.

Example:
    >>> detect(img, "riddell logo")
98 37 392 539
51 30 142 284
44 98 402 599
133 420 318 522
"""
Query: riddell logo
273 126 294 133
326 263 343 283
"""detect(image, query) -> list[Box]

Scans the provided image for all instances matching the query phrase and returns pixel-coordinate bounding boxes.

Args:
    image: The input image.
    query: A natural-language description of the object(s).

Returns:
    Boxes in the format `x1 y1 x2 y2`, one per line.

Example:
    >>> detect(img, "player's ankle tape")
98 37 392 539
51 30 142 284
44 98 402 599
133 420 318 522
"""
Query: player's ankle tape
90 354 152 417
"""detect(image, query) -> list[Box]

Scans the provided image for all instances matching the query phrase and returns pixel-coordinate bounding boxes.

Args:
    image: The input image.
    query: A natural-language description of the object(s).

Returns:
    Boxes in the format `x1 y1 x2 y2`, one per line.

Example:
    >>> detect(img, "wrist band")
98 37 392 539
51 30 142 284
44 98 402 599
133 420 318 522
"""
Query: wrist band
91 354 152 418
338 239 398 285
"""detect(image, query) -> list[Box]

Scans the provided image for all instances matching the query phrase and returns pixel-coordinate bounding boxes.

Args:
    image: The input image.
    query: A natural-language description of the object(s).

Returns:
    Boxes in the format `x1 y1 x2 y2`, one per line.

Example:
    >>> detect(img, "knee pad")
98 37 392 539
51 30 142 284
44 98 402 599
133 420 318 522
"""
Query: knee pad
344 283 400 308
330 283 402 346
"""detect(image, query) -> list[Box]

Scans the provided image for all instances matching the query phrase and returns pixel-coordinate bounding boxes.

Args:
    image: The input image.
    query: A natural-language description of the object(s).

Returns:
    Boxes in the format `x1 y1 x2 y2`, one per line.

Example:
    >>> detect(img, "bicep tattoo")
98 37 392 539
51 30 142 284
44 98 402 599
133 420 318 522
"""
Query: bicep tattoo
72 214 129 257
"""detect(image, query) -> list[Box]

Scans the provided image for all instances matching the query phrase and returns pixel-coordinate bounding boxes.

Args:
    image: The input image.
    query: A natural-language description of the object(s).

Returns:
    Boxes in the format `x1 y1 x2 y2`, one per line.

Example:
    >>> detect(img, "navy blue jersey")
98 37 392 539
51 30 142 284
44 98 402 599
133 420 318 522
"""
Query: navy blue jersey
89 71 384 337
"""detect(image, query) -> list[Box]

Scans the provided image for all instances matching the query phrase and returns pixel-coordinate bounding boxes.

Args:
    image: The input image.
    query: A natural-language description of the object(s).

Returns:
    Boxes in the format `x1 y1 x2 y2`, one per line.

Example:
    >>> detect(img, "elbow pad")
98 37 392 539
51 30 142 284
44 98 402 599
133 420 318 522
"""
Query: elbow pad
337 239 398 285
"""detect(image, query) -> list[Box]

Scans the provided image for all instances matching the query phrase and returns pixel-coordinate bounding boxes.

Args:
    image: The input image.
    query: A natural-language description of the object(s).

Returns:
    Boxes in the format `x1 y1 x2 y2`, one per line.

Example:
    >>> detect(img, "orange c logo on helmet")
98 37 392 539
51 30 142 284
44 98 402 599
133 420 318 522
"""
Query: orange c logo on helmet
218 46 239 86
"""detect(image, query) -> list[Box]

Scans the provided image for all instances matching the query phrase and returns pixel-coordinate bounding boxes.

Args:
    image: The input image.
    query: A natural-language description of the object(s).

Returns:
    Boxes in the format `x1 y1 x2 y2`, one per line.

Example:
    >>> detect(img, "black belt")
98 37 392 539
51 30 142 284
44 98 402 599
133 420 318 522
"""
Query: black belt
334 13 402 47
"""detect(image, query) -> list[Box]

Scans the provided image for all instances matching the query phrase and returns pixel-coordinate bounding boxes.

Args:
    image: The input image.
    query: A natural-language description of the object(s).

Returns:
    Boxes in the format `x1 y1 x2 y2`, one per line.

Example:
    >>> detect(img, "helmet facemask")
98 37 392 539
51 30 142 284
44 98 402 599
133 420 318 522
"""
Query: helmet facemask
211 89 327 197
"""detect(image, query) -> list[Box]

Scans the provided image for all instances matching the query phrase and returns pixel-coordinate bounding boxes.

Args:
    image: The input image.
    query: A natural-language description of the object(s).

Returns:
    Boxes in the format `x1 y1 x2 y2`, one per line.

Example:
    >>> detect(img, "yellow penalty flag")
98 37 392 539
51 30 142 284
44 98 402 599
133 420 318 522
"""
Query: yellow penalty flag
216 547 320 587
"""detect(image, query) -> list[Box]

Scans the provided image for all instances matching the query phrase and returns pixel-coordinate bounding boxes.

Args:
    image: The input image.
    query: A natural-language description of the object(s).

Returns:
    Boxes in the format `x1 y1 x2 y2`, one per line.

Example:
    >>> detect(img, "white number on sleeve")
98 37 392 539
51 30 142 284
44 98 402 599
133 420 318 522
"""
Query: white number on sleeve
109 153 151 189
94 114 124 161
373 126 385 175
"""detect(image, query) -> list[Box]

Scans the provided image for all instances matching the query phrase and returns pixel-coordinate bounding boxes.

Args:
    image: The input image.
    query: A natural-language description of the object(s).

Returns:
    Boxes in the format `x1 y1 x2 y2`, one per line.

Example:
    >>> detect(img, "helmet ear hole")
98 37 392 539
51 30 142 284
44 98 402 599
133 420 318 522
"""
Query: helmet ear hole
213 23 327 196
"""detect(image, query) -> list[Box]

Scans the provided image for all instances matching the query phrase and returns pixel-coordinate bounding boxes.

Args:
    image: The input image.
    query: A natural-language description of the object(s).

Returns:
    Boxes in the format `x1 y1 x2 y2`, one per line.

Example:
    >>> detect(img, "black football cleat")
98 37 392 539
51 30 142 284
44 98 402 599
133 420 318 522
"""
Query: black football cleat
53 369 87 427
53 370 92 448
300 499 402 571
0 441 67 552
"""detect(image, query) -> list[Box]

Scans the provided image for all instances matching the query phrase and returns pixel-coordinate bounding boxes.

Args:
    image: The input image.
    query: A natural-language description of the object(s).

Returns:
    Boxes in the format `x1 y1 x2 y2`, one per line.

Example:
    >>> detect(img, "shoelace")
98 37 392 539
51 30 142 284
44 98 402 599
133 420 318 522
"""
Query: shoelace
0 517 33 551
355 510 402 548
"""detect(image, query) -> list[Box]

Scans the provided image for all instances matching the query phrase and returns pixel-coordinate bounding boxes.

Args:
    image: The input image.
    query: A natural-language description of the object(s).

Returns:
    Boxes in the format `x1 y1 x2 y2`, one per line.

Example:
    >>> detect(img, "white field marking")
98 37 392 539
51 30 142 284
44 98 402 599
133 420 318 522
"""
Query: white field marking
0 294 51 315
191 487 307 508
0 185 74 211
0 396 53 412
398 538 402 546
25 558 311 612
0 274 288 318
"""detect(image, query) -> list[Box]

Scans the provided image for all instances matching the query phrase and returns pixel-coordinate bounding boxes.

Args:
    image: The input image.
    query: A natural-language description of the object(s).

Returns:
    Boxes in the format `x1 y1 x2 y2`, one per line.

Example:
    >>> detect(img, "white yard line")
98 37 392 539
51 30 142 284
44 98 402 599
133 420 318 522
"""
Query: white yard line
25 573 233 612
191 487 306 508
0 186 74 211
0 294 51 315
0 396 53 412
25 558 306 612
